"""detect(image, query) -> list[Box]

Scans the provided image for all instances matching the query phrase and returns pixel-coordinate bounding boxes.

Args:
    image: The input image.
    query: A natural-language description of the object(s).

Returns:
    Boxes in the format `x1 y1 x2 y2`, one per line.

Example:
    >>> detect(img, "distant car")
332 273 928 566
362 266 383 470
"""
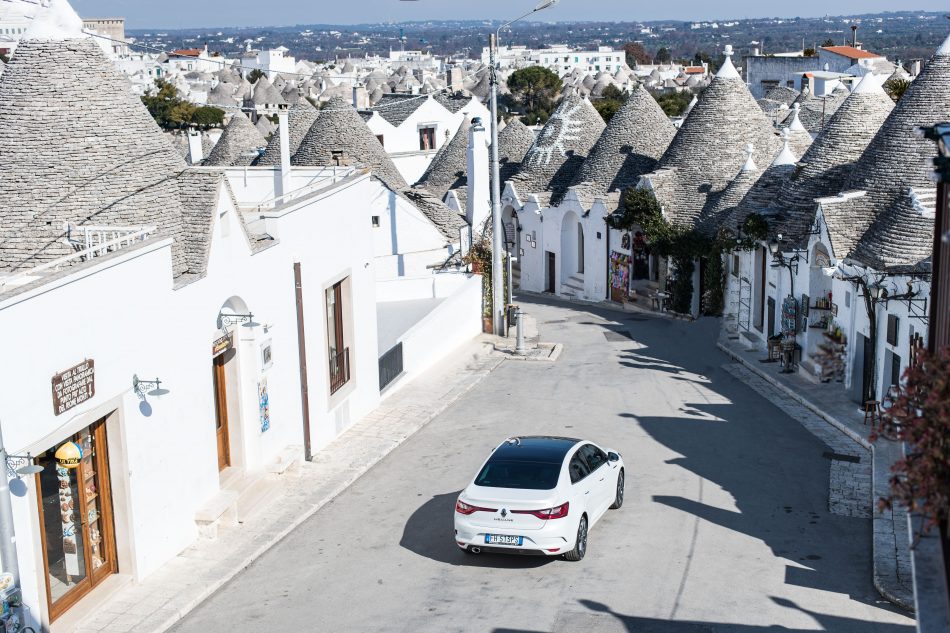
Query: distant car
454 436 625 561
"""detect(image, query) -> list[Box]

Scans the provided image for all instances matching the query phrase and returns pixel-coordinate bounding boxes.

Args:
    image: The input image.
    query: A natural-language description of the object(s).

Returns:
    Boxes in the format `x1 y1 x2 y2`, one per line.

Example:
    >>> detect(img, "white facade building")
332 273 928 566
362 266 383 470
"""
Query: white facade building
240 46 296 80
483 44 627 74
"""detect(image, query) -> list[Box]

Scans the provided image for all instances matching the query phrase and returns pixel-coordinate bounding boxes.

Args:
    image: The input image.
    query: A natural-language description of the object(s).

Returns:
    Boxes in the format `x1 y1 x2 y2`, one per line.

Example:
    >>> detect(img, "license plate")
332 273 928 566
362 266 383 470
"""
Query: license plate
485 534 523 546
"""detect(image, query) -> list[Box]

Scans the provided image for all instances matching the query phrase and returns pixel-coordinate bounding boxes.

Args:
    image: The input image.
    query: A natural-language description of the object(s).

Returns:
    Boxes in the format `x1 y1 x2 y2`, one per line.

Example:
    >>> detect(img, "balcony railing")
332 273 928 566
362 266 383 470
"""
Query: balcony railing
0 224 156 292
329 347 350 395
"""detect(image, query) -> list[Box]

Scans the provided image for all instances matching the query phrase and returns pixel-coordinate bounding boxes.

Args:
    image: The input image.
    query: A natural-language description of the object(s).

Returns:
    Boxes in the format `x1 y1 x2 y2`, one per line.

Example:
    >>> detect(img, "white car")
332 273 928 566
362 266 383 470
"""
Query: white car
454 436 625 560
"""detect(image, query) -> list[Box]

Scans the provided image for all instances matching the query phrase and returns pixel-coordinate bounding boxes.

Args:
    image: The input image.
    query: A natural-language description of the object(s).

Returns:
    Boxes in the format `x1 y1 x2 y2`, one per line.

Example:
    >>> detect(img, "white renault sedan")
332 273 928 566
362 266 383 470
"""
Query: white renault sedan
454 436 624 560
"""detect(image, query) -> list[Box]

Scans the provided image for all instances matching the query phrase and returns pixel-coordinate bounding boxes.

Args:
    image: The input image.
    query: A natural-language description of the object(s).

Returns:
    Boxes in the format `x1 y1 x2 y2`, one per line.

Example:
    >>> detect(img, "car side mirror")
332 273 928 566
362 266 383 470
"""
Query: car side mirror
608 452 620 463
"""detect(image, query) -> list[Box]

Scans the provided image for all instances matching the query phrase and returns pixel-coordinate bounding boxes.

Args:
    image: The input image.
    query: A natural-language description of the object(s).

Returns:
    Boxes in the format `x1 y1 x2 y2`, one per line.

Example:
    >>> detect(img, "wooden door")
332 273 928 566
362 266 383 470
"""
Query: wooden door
546 252 556 293
767 297 776 338
213 355 230 471
862 334 875 403
36 418 117 622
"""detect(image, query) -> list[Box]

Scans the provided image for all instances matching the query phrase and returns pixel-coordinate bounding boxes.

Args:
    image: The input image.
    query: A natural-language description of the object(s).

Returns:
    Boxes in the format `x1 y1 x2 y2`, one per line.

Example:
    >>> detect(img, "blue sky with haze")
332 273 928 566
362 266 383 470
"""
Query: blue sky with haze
70 0 946 29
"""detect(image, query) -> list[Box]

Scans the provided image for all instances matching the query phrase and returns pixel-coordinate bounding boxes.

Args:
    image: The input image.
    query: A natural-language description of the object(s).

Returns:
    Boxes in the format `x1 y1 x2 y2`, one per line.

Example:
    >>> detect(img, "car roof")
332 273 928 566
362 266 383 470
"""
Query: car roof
489 436 583 464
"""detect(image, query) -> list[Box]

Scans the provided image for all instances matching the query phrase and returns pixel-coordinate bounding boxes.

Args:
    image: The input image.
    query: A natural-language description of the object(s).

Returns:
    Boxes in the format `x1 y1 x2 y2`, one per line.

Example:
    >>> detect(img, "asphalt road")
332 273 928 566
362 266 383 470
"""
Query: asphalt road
172 296 915 633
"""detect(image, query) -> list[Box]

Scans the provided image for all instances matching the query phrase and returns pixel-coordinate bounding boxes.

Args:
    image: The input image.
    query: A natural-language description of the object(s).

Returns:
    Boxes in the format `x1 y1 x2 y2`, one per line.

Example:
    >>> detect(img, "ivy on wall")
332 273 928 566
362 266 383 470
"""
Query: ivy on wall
610 187 768 316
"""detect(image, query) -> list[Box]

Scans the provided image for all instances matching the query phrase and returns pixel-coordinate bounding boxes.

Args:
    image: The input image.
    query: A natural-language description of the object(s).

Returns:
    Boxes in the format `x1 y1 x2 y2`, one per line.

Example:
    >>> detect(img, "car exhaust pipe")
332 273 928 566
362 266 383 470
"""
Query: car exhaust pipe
470 547 481 554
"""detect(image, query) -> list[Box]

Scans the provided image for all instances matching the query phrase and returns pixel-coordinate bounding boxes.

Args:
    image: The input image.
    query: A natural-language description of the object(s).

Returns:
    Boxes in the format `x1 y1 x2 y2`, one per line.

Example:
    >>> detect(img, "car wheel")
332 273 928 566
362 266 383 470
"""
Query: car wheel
610 469 625 509
563 515 588 562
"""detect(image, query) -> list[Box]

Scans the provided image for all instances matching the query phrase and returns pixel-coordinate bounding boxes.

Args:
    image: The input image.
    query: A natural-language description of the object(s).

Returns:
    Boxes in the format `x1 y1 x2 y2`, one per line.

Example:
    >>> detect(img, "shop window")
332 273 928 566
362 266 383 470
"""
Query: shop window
419 126 436 151
886 314 899 346
326 280 350 394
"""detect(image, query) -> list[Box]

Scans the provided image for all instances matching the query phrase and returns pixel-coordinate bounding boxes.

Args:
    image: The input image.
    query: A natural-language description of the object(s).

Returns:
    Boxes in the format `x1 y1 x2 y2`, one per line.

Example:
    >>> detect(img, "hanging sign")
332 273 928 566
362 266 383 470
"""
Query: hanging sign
51 360 95 416
212 334 233 358
55 441 83 469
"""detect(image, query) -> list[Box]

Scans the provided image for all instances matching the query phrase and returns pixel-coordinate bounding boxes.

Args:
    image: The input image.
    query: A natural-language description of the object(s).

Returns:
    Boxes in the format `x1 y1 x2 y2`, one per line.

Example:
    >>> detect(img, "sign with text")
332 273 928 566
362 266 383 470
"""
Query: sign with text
212 334 233 358
51 360 95 416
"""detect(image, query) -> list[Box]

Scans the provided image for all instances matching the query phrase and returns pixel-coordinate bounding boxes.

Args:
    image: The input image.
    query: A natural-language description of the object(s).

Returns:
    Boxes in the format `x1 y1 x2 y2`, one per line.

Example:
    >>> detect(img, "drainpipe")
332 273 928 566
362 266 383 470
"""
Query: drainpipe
605 221 610 301
293 262 313 461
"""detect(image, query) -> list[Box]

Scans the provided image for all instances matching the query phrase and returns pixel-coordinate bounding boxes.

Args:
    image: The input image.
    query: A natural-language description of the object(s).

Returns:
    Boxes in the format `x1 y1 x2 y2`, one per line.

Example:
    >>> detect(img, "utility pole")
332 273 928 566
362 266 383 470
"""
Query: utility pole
488 0 559 336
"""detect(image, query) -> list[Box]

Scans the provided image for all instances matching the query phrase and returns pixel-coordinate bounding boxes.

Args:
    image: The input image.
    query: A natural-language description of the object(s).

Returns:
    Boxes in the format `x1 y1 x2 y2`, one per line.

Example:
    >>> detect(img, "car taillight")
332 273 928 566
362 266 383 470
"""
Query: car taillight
513 502 569 520
455 500 497 515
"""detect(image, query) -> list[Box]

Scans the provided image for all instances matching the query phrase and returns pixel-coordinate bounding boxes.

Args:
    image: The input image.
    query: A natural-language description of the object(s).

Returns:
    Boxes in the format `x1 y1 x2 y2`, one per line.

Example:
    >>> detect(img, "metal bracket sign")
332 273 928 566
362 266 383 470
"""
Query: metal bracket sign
52 360 95 416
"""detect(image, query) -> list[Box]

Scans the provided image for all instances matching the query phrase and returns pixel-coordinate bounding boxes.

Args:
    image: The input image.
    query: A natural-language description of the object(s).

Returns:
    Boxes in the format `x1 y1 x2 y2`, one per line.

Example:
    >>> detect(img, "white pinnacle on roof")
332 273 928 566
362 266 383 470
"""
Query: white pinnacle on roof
937 30 950 56
741 142 757 172
772 129 798 166
851 72 886 95
23 0 85 41
716 45 741 79
787 103 807 132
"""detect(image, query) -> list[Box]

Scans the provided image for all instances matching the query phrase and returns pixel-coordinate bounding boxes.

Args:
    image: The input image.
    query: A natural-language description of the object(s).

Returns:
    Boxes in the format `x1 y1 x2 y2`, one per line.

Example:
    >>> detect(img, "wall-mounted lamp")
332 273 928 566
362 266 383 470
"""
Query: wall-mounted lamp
133 375 169 397
219 312 260 328
5 454 43 479
868 283 887 301
768 239 780 255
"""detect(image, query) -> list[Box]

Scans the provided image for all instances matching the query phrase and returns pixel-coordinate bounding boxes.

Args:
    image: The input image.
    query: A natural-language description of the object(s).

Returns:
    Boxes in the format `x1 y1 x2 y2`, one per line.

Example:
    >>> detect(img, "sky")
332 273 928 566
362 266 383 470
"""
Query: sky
69 0 947 29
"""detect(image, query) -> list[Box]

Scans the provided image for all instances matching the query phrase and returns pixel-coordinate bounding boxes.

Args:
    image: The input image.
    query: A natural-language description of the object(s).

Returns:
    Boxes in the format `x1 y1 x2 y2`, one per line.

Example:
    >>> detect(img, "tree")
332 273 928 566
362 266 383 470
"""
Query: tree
821 38 836 48
141 79 181 129
247 68 266 83
651 90 693 117
623 42 652 67
592 84 627 123
507 66 563 125
883 77 911 103
655 47 672 64
874 347 950 532
141 79 225 130
191 106 225 129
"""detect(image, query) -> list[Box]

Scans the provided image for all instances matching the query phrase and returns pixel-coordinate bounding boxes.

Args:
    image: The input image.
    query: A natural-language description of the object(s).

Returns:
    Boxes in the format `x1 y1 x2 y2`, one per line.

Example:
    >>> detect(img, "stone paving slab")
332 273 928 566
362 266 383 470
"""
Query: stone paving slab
718 337 915 612
70 338 505 633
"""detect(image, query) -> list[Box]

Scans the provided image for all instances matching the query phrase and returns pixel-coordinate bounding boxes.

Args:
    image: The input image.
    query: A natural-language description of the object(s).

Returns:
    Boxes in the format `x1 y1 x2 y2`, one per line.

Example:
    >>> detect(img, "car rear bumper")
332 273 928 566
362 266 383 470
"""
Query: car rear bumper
454 521 572 555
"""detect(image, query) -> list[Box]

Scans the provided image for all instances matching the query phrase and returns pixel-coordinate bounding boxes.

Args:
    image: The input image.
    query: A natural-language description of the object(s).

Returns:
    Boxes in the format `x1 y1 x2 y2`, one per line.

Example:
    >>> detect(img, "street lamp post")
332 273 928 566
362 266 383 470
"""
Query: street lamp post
488 0 559 335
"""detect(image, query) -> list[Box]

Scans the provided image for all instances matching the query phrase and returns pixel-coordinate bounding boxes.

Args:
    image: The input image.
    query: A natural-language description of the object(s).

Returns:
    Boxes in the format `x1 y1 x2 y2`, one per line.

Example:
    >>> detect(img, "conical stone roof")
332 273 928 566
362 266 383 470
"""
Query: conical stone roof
772 74 894 244
204 112 267 167
0 14 190 275
250 76 285 106
414 117 471 200
842 36 950 269
570 85 676 195
496 117 535 183
510 94 606 198
654 52 783 228
256 100 320 166
256 115 276 138
293 95 407 191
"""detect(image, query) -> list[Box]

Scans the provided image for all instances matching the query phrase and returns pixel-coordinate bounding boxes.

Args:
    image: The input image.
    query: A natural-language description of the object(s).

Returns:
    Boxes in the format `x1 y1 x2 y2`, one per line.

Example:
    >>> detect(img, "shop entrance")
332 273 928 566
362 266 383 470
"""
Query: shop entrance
213 353 231 471
35 417 117 621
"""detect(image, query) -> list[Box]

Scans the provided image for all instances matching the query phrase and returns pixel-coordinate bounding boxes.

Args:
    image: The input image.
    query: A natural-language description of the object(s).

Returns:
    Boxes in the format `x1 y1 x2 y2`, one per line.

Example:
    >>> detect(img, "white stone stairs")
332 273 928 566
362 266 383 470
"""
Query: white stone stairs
560 274 584 298
194 447 301 539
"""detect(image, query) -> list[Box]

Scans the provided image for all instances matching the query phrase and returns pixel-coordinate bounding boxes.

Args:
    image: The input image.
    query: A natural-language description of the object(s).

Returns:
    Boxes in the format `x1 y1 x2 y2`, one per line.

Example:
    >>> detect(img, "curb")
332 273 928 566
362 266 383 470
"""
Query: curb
151 350 505 633
717 341 915 612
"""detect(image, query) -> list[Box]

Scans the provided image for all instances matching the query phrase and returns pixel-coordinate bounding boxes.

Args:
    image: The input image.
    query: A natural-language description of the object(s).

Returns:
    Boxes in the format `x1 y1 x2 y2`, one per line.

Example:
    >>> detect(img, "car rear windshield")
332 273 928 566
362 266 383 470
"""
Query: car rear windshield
474 460 561 490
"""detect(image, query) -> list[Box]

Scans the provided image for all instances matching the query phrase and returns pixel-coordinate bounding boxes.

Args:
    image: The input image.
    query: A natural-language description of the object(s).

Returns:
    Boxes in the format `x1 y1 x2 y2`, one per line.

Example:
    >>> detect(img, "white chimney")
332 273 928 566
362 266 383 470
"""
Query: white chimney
277 103 292 199
466 117 490 233
187 130 203 165
352 84 369 109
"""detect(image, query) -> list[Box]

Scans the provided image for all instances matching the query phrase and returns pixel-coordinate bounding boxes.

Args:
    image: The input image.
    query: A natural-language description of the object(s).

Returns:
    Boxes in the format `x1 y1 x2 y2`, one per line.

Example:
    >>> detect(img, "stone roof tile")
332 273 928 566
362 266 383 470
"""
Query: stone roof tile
204 112 267 167
256 100 319 166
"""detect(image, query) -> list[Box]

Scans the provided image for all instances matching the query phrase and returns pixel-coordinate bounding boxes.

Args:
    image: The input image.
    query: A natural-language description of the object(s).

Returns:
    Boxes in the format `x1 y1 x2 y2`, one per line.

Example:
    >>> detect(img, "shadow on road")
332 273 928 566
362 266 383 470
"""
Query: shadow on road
490 597 914 632
399 491 556 569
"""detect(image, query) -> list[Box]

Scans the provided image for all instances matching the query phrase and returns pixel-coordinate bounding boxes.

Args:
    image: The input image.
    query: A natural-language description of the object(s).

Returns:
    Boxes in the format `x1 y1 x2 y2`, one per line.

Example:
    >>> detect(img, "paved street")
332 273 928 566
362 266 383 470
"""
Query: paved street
172 296 915 633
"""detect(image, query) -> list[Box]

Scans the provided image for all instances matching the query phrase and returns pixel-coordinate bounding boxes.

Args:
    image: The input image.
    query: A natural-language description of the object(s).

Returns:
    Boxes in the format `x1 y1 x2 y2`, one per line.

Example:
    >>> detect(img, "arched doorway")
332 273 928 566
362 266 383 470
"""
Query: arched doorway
501 206 521 290
560 211 583 296
213 297 251 473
